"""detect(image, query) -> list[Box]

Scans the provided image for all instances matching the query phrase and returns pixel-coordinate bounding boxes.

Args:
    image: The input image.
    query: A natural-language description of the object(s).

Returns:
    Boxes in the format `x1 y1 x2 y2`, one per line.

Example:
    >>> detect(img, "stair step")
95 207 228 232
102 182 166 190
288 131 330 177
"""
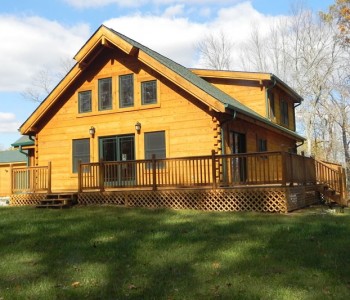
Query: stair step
36 193 77 209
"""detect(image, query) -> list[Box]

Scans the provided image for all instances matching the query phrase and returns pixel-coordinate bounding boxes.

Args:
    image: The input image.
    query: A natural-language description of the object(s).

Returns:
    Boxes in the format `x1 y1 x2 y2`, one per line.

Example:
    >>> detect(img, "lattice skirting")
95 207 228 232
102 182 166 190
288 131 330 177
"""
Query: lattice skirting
10 193 46 206
10 186 320 212
78 186 320 213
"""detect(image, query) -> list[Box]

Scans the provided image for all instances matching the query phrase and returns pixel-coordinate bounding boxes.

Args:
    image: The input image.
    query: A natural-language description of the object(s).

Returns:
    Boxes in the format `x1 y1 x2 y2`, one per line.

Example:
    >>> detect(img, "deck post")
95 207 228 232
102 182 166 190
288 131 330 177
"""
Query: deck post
10 163 13 195
281 152 287 186
211 150 217 189
47 161 52 194
152 154 157 191
338 166 346 205
78 160 82 193
99 159 105 192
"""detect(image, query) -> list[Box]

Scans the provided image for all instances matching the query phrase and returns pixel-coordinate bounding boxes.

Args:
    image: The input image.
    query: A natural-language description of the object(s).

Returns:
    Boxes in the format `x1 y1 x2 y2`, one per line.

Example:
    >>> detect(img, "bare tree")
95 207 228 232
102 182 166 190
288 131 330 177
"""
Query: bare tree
22 57 75 103
196 31 234 70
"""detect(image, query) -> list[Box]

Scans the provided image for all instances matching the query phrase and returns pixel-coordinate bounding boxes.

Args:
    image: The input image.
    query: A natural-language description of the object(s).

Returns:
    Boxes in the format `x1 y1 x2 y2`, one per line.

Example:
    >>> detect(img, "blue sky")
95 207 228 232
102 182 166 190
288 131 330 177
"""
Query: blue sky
0 0 334 149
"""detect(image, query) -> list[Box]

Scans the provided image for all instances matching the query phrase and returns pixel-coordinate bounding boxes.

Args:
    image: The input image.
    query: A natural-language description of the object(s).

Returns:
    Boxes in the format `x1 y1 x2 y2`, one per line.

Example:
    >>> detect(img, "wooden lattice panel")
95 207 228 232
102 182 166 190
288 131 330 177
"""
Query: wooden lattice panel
78 192 125 205
10 193 46 206
79 188 288 213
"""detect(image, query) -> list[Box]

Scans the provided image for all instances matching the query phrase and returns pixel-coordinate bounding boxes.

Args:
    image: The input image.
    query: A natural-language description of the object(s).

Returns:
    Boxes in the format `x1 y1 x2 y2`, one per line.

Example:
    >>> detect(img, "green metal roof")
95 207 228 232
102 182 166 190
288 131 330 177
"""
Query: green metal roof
0 150 27 164
11 135 35 147
108 26 305 141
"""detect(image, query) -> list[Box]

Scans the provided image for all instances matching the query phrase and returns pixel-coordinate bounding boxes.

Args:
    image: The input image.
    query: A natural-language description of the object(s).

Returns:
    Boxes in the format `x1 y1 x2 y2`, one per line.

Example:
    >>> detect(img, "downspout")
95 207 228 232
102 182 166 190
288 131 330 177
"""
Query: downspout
19 145 29 166
265 77 277 118
18 135 34 166
220 110 237 184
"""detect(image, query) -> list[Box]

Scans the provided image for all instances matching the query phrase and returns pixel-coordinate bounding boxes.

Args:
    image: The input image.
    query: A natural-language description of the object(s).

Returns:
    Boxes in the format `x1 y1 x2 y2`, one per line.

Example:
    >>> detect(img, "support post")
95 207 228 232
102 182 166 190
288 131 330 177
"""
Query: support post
152 154 157 191
99 159 105 192
281 152 287 186
78 160 82 193
47 161 52 194
211 150 217 189
10 163 13 195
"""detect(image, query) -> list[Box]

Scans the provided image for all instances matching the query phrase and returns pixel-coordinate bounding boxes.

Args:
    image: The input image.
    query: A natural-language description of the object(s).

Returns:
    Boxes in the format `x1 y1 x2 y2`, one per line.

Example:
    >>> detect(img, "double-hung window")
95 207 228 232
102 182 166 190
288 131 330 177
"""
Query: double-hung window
144 131 166 168
98 78 112 111
72 139 90 173
119 74 134 108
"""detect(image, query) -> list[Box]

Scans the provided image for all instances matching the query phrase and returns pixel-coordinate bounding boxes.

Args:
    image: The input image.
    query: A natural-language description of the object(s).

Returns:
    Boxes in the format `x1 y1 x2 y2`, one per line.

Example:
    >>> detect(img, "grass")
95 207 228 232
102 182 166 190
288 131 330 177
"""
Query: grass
0 205 350 299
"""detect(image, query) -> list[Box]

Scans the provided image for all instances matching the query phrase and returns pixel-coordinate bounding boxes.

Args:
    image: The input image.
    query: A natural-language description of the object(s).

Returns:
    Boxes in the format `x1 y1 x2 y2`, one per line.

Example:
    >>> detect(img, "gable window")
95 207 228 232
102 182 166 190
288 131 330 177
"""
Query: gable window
119 74 134 108
142 80 157 105
280 99 289 126
78 91 92 113
145 131 166 167
72 139 90 173
98 78 112 111
258 138 267 152
268 92 275 120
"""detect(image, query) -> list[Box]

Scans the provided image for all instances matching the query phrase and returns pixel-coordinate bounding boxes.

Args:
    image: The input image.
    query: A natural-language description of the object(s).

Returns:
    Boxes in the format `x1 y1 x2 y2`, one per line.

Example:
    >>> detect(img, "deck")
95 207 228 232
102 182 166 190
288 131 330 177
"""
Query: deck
9 151 348 212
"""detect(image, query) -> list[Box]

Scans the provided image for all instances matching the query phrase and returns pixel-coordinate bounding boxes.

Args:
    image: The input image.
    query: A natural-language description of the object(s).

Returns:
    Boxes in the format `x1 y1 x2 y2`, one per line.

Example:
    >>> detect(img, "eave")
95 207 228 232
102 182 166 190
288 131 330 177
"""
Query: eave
191 69 303 104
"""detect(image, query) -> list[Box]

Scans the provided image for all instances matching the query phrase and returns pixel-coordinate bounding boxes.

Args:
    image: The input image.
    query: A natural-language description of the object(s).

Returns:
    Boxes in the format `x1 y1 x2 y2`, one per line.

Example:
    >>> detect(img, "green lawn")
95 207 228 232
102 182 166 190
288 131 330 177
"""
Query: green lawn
0 206 349 299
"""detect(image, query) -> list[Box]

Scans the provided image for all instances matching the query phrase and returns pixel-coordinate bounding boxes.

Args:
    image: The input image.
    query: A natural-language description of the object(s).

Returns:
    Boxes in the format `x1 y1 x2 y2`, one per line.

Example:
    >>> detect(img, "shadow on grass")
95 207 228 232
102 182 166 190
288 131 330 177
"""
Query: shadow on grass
0 206 349 299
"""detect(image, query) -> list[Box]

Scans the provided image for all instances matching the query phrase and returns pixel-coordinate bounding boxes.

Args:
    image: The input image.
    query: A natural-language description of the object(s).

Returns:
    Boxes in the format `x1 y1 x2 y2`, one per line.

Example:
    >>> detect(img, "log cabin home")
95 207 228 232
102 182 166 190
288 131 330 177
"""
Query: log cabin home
9 25 347 212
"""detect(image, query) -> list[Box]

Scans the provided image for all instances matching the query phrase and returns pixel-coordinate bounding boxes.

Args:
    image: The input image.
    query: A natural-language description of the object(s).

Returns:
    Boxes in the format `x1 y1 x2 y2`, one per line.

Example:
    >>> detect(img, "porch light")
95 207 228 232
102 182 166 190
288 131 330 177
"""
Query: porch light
89 126 95 138
135 122 141 133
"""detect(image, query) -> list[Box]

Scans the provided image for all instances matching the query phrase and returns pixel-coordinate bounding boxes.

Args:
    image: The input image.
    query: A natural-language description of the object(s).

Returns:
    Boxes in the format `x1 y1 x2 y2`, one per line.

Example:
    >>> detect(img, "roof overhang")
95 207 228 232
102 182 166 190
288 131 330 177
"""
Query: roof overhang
191 69 303 103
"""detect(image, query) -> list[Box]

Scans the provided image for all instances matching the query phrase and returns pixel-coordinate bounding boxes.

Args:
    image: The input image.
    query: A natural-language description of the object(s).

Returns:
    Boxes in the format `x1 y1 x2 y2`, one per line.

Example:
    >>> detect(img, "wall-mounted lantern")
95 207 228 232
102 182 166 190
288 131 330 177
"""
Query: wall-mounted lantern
135 122 141 133
89 126 95 138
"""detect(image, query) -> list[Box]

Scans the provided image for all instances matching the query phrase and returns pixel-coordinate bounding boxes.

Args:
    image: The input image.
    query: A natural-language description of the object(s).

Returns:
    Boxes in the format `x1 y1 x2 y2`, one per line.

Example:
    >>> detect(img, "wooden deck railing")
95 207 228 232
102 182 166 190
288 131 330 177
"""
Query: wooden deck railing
11 153 345 204
11 162 51 194
78 151 331 192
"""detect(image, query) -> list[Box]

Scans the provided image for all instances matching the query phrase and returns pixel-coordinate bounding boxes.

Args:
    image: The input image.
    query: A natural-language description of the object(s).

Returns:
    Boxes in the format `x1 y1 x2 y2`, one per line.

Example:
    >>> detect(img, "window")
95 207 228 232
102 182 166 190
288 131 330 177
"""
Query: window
268 92 275 119
98 78 112 111
142 80 157 105
72 139 90 173
78 91 92 113
119 74 134 108
145 131 166 166
258 139 267 152
280 99 289 126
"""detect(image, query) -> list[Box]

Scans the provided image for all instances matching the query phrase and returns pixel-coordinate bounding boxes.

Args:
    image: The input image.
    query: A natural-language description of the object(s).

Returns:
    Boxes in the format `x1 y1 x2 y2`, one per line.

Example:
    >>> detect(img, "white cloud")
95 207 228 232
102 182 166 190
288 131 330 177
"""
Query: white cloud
103 2 286 68
64 0 239 8
0 112 20 133
0 15 90 92
104 15 206 67
163 4 185 18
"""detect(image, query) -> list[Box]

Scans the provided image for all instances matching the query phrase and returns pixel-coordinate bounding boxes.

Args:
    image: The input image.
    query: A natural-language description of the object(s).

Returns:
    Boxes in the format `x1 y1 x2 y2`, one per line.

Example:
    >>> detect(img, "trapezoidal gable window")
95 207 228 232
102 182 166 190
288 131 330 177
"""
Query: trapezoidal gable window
78 90 92 113
141 80 157 105
98 77 112 111
72 139 90 173
119 74 134 108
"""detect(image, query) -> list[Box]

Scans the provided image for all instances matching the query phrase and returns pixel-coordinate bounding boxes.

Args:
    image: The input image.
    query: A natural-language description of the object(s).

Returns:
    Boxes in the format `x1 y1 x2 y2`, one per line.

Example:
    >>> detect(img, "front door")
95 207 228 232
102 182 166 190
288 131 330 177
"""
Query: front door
100 135 135 186
230 132 247 183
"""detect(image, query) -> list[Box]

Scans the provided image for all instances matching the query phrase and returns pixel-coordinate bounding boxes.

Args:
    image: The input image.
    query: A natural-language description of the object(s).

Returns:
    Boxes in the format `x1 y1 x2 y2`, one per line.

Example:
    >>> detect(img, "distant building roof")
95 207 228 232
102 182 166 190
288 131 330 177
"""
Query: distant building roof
11 135 35 147
0 149 27 164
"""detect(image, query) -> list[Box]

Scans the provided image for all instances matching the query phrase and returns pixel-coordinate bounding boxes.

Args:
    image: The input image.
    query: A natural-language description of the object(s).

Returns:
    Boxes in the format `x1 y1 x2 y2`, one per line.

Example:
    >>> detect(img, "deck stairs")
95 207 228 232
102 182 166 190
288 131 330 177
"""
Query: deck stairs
320 185 343 206
36 193 78 209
